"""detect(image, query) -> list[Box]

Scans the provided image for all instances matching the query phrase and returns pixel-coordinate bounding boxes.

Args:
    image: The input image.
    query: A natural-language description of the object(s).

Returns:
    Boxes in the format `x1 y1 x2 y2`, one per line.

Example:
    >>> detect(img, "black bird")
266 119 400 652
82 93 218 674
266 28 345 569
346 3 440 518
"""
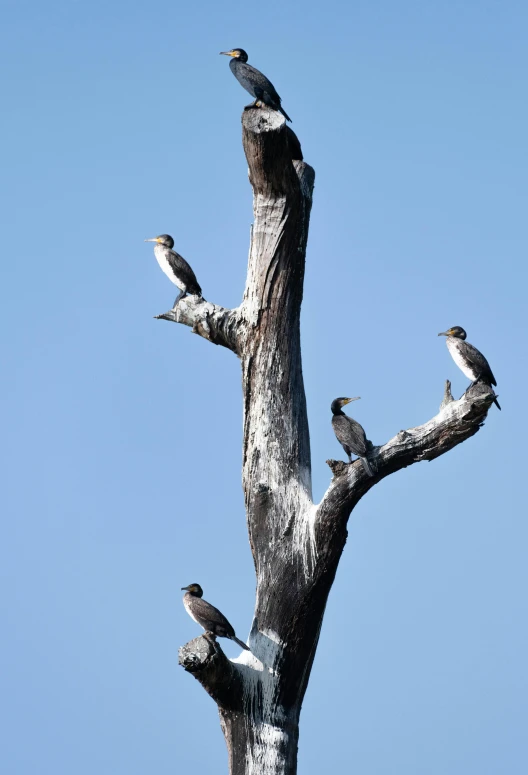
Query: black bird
438 326 501 410
144 234 202 309
181 583 250 651
331 397 374 476
220 48 292 122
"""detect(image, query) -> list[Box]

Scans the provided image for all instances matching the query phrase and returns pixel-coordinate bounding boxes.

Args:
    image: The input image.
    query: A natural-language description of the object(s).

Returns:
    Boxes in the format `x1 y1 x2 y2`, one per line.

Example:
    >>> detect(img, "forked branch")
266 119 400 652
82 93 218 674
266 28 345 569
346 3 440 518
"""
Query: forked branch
317 381 496 545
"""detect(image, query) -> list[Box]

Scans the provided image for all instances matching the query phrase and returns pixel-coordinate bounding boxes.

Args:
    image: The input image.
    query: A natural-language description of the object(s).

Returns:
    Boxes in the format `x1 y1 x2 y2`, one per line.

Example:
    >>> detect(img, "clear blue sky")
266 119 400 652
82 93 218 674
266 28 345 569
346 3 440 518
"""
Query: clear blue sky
1 1 527 772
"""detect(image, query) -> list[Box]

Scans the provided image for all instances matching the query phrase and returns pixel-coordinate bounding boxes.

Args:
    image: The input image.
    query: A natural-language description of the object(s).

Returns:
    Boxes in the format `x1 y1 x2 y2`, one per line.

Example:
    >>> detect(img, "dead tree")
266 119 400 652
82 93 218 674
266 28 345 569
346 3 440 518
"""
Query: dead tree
157 109 495 775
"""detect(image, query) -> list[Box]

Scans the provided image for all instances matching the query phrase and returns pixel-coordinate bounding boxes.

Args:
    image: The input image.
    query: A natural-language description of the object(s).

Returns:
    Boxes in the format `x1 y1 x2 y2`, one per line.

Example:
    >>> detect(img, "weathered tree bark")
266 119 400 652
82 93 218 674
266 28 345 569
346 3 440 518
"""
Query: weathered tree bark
161 108 497 774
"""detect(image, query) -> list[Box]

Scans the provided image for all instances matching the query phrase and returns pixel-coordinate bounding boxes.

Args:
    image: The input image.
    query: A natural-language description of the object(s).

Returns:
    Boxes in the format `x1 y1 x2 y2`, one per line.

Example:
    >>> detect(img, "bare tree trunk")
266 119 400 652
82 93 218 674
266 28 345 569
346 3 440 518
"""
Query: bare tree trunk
162 108 496 775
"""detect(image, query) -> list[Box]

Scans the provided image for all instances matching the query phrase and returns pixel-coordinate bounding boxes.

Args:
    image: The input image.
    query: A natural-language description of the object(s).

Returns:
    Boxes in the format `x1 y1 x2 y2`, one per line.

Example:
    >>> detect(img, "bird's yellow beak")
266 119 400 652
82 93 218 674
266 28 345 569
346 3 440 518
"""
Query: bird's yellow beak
438 329 453 337
220 50 237 57
144 237 161 243
343 397 360 405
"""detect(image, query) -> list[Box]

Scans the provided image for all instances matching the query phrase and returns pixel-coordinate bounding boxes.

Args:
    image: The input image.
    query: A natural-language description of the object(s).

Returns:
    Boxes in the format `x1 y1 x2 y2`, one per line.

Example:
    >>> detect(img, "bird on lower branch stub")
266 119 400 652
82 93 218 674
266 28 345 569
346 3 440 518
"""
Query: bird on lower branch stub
181 583 250 651
144 234 202 310
438 326 501 410
331 397 375 476
220 48 292 122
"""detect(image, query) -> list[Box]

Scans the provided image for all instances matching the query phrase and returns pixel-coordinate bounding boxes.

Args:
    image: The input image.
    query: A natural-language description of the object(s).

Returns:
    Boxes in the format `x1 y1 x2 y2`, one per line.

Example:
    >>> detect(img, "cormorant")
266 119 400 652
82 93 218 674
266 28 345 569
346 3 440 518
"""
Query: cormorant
144 234 202 309
331 397 374 476
438 326 501 410
181 583 250 651
220 48 292 122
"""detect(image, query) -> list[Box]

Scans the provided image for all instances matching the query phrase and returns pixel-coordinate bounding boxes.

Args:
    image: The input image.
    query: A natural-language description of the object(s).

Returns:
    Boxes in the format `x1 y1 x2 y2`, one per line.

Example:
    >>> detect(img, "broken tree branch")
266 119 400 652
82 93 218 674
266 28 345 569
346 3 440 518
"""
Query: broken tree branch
317 383 496 544
155 296 240 352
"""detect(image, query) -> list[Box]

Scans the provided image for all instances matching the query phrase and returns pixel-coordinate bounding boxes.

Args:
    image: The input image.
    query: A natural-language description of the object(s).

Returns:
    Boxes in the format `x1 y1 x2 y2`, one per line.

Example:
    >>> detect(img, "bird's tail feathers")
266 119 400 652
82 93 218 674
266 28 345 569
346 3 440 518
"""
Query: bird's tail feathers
493 394 501 411
231 635 250 651
279 106 292 122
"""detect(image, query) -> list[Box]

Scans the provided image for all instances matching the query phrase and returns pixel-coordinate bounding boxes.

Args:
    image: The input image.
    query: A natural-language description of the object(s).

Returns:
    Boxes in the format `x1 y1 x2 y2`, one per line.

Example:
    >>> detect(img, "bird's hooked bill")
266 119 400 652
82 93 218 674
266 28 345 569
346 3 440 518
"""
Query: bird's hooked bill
219 51 235 56
343 397 360 404
144 237 160 243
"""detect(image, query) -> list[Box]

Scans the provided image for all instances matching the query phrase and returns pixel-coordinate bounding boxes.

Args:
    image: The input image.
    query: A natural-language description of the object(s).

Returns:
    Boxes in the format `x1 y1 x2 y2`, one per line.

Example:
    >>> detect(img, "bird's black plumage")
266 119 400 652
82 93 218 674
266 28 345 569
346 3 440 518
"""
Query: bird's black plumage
438 326 501 410
144 234 202 309
331 397 374 476
220 48 292 122
181 583 250 651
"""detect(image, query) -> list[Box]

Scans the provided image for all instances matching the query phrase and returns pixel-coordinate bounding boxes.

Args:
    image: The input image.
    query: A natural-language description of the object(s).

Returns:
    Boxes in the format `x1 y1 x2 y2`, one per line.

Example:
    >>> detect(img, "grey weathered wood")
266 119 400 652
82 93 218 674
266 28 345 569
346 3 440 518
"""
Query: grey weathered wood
166 106 494 775
319 383 494 551
155 297 239 352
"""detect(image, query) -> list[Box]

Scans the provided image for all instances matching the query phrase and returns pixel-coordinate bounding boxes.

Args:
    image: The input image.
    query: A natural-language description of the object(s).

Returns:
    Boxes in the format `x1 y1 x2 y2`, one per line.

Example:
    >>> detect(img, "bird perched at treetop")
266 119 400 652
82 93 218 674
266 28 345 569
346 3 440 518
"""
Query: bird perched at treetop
181 583 250 651
220 48 292 122
438 326 501 410
331 397 374 476
144 234 202 310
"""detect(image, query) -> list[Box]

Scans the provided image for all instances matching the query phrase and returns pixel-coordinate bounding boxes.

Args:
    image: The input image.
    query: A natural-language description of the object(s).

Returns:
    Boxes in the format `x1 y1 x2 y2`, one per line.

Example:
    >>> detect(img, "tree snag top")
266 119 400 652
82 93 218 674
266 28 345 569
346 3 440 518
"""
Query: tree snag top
162 106 495 775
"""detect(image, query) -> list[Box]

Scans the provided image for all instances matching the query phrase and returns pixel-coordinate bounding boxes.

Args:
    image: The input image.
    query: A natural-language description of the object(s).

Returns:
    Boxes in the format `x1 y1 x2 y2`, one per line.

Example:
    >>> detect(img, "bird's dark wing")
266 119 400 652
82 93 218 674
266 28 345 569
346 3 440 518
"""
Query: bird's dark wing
168 249 202 295
332 415 368 456
460 341 496 386
191 598 235 638
235 62 282 106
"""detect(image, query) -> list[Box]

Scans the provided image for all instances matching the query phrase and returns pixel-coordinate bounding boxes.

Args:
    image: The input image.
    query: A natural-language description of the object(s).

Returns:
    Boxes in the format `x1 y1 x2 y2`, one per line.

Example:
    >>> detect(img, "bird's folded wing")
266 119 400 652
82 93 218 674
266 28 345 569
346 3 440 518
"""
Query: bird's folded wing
462 342 496 386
